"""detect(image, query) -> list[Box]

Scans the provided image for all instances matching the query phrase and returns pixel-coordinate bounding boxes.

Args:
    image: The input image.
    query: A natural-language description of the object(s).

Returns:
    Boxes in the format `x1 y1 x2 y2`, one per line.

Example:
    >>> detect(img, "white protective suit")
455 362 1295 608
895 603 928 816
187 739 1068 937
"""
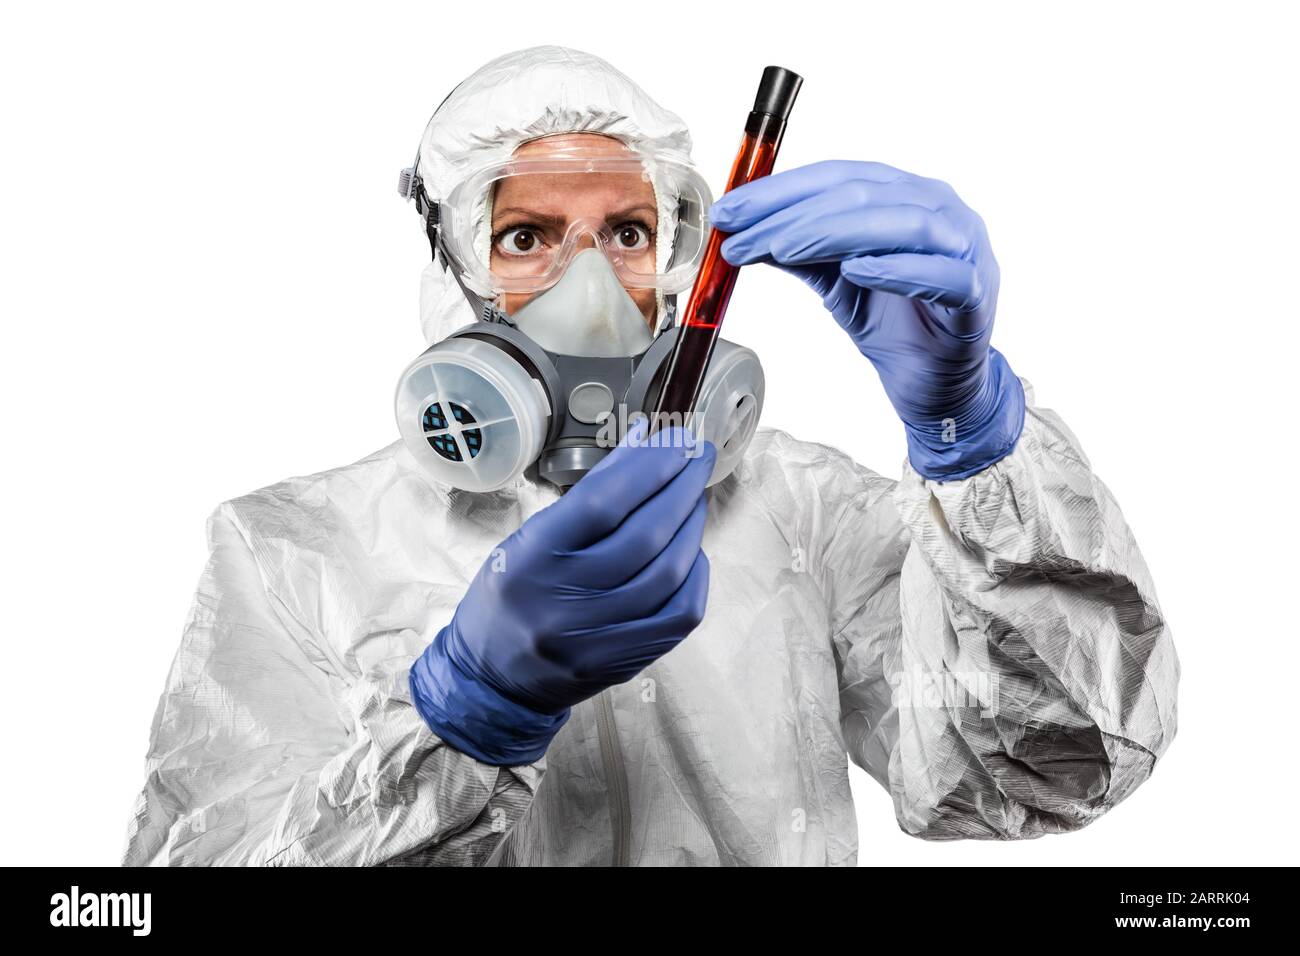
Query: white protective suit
123 46 1179 866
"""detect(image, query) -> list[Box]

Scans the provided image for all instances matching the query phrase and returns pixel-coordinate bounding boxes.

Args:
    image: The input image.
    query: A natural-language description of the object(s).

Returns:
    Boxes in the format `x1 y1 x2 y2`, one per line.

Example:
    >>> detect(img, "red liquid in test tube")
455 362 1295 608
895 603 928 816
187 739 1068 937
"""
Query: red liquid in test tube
651 66 802 429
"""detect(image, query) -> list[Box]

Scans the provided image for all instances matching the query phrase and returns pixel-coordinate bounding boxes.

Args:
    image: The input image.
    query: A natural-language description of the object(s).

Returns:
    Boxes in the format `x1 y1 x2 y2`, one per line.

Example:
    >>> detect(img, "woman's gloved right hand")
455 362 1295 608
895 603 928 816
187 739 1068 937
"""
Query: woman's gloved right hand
410 419 715 766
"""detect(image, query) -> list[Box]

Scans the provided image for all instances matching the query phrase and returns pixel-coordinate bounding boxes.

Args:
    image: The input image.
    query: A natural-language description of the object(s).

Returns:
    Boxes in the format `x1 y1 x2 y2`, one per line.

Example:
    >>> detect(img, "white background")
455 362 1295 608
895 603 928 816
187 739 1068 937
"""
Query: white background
2 0 1296 866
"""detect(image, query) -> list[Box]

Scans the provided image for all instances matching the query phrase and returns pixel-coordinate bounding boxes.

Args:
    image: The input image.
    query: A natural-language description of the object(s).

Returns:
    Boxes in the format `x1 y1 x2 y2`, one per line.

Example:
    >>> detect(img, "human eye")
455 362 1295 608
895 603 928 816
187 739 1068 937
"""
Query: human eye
611 221 653 252
493 225 548 257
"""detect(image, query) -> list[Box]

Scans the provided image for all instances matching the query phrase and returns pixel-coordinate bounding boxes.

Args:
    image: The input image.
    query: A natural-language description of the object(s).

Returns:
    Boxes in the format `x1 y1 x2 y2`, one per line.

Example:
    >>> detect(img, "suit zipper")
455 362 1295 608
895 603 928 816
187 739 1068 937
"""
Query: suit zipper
594 689 631 866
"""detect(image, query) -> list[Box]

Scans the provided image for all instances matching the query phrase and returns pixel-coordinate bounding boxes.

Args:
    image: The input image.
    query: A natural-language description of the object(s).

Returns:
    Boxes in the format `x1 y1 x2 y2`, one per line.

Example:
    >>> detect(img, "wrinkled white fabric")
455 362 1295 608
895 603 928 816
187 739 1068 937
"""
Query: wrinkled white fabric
123 46 1178 866
122 398 1177 865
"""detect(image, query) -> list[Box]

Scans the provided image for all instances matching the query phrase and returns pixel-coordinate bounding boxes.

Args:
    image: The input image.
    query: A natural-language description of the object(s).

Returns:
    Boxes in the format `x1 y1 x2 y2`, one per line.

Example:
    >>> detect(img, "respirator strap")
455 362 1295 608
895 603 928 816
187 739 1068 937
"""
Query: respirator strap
435 224 513 327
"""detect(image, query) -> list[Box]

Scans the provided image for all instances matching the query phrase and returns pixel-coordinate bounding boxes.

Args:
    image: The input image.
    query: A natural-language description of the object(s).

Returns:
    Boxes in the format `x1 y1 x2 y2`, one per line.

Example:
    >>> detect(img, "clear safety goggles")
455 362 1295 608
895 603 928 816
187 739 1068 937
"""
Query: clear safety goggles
438 144 713 297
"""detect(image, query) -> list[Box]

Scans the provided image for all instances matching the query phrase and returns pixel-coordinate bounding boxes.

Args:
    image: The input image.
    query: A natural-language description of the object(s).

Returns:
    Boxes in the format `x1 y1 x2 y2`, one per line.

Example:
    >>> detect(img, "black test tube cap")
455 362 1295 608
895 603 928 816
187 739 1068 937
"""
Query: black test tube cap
752 66 803 120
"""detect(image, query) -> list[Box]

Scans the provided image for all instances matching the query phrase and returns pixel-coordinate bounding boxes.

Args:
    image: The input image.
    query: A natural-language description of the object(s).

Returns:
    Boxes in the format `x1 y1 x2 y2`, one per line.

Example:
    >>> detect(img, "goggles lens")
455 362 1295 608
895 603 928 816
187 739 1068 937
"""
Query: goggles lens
442 146 711 297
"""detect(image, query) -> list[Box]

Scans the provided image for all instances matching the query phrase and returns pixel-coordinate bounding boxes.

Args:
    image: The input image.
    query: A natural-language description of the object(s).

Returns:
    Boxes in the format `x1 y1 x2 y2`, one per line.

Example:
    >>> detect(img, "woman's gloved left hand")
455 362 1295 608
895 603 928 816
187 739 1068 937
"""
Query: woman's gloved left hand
709 160 1025 481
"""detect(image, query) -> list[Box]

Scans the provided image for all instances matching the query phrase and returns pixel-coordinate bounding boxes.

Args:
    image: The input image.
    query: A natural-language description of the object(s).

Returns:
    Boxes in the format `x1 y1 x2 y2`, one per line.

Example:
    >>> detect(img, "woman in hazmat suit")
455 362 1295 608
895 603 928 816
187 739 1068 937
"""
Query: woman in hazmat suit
123 46 1178 866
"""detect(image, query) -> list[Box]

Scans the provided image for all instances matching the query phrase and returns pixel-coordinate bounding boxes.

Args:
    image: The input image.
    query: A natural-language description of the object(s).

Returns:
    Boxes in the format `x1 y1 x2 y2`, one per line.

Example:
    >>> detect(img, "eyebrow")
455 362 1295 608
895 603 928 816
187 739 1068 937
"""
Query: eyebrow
606 204 658 221
492 207 566 227
491 204 658 227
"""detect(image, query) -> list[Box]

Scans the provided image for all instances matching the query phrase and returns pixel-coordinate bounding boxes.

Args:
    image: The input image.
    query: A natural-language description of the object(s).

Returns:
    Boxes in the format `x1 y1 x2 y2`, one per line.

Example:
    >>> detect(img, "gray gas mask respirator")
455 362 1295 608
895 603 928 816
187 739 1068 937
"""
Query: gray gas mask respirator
396 248 764 492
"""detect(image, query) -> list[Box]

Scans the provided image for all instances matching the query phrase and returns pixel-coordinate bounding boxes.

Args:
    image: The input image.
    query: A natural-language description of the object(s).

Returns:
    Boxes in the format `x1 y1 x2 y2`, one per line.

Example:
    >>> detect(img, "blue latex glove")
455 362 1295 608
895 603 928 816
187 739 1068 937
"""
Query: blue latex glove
710 160 1025 481
410 420 714 766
